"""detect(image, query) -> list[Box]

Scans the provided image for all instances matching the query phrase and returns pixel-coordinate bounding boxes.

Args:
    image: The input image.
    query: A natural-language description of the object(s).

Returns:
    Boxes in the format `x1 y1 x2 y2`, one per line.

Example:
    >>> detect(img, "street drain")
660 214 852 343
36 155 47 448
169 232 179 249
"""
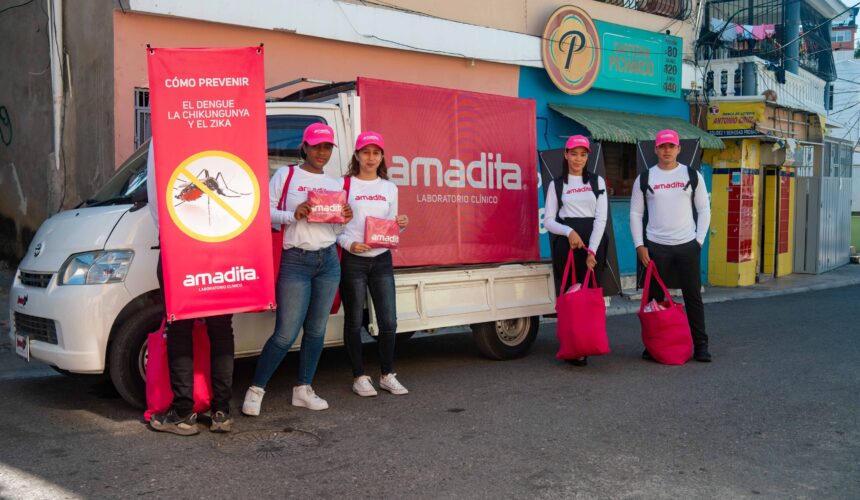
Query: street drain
215 428 321 457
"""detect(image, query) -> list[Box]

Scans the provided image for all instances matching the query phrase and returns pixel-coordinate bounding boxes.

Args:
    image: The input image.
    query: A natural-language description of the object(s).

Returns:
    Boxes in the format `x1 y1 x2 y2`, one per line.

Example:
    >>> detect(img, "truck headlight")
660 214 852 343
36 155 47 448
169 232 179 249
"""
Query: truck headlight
59 251 134 285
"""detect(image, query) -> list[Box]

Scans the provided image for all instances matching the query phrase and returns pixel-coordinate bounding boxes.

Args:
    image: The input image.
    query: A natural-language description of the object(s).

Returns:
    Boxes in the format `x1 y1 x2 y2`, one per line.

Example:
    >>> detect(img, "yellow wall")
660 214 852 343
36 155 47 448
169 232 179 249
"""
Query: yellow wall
708 170 729 286
704 138 760 287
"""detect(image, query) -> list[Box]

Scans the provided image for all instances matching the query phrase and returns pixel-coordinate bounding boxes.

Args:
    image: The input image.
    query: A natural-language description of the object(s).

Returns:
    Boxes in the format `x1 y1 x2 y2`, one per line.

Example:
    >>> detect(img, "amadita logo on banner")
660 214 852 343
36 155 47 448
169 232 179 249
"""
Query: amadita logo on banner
183 266 259 287
389 152 523 190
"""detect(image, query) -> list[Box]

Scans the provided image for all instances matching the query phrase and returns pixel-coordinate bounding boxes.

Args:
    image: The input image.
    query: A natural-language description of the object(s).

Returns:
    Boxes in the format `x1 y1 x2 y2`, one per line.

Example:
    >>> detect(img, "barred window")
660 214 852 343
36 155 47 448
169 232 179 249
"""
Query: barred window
596 0 692 21
134 88 151 149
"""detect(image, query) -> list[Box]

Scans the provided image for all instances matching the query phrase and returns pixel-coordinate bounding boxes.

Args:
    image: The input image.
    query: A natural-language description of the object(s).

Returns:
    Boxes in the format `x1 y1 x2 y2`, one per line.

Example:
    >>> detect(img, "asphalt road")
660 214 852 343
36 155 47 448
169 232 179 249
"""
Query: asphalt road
0 284 858 499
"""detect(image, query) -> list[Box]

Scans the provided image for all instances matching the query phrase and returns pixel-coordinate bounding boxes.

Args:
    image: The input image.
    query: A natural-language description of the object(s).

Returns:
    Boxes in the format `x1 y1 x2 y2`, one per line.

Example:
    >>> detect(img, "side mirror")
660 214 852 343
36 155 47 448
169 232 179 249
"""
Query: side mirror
129 189 148 212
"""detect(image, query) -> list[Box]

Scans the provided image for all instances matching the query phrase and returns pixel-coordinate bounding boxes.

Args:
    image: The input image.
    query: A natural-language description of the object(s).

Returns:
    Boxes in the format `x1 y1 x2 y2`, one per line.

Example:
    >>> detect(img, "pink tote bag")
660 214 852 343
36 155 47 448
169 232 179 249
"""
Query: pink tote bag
555 249 609 360
638 261 693 365
144 319 212 421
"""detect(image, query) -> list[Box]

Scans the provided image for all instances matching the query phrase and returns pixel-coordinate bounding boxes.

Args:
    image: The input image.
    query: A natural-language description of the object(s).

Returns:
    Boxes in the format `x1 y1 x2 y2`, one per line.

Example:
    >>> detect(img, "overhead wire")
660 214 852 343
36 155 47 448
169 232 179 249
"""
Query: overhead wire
0 0 34 15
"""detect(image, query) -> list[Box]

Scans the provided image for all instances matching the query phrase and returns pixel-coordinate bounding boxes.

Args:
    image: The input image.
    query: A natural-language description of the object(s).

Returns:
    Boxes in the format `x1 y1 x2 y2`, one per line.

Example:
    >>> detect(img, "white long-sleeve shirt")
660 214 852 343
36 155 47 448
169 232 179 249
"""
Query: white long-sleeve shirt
270 166 344 251
630 163 711 247
337 176 399 258
543 175 608 253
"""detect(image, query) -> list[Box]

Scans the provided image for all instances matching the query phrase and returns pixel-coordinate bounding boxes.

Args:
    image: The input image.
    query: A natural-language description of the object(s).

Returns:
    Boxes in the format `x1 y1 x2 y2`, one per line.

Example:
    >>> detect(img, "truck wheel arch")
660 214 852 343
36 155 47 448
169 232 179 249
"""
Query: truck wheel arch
470 316 539 360
106 292 164 409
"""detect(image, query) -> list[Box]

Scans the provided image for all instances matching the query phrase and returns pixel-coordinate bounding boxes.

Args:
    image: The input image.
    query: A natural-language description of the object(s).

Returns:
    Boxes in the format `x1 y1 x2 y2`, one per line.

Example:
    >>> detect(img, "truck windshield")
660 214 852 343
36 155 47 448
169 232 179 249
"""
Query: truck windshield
85 141 149 207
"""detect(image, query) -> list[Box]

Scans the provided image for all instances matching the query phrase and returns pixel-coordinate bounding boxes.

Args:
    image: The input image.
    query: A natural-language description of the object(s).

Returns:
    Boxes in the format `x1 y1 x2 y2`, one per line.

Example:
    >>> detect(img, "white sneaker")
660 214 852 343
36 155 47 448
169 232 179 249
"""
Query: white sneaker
352 375 378 397
379 373 408 395
292 385 329 410
241 385 265 416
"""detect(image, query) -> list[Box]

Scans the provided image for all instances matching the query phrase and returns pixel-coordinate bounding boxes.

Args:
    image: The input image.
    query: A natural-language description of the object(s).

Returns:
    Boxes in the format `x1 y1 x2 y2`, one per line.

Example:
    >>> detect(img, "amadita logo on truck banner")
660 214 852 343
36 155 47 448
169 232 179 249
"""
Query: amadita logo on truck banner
389 152 522 191
183 265 259 291
358 76 538 266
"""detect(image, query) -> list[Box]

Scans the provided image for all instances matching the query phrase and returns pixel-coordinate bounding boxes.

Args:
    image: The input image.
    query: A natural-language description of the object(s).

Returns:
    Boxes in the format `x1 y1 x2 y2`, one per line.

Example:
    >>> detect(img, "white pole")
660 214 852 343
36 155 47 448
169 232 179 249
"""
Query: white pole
48 0 64 172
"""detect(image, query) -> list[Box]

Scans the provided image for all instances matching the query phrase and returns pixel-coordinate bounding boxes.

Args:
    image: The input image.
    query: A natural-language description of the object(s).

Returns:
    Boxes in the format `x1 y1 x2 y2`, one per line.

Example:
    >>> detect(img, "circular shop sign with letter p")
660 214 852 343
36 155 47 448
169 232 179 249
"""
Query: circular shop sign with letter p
166 150 260 242
541 5 601 96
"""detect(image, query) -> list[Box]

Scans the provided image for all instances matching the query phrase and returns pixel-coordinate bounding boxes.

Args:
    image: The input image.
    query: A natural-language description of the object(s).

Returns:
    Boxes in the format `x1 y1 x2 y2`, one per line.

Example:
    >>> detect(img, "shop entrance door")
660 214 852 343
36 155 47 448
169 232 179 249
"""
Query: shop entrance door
757 165 780 281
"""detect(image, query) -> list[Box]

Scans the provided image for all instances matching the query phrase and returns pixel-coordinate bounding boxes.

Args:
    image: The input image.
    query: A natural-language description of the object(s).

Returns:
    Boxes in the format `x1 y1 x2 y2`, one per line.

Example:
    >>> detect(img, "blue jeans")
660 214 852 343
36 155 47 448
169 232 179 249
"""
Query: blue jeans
340 250 398 377
252 245 340 387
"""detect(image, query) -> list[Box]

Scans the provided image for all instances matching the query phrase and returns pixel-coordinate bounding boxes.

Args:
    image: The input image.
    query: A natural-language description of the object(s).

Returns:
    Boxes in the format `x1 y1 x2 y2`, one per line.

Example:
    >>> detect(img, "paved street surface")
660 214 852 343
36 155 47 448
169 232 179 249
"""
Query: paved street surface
0 268 858 498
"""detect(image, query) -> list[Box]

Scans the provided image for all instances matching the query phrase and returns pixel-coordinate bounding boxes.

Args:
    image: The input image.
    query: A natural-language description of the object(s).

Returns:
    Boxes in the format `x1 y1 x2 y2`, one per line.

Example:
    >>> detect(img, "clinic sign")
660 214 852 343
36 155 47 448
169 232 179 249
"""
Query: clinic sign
541 6 682 98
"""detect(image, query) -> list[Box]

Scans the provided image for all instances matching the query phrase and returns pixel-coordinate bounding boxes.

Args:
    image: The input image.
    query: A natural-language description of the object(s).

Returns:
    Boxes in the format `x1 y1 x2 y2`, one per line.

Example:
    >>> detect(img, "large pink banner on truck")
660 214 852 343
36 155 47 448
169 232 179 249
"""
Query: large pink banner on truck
357 77 539 267
148 47 274 321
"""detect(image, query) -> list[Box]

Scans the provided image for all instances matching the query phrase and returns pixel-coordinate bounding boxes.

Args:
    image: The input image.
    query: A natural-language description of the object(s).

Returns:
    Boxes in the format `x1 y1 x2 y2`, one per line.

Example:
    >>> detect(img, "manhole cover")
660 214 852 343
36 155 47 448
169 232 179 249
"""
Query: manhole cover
215 428 321 457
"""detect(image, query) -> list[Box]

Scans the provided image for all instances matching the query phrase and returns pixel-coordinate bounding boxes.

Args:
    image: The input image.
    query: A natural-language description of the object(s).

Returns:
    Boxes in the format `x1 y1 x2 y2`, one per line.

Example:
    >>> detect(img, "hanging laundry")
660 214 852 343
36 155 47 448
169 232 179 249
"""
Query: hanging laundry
736 24 755 40
752 24 776 40
710 18 739 42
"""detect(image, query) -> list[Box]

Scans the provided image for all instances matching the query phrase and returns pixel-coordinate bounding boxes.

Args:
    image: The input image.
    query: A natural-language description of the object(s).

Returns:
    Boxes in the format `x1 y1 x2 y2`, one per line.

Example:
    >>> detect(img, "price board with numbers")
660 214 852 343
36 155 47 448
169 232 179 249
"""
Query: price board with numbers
593 21 682 98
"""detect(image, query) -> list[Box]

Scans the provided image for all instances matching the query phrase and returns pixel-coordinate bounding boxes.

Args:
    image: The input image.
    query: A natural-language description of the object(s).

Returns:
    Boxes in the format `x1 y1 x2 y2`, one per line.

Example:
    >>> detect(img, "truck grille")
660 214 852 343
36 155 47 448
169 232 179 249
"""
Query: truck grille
19 272 53 288
13 312 58 345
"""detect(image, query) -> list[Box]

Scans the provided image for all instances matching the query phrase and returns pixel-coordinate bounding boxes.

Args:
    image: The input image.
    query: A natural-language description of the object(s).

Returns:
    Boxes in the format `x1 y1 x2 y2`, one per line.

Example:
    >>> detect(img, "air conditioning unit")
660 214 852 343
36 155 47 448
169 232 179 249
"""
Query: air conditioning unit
760 144 787 165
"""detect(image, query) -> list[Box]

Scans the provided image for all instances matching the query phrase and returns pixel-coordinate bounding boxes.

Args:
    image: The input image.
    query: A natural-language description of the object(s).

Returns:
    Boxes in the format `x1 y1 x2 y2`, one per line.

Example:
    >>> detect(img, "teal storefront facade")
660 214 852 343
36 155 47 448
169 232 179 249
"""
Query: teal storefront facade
517 66 713 283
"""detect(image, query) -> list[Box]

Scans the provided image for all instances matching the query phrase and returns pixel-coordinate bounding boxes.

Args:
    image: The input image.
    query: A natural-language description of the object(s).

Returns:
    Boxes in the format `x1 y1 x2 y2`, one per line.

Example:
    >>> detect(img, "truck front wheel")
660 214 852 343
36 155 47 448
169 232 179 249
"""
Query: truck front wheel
471 316 539 360
109 304 163 409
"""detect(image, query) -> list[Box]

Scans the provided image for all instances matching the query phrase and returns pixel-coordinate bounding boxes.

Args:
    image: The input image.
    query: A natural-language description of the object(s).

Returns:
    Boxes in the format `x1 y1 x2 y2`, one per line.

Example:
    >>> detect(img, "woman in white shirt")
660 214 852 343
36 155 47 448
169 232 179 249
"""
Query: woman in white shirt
242 122 352 416
337 131 409 397
543 135 609 366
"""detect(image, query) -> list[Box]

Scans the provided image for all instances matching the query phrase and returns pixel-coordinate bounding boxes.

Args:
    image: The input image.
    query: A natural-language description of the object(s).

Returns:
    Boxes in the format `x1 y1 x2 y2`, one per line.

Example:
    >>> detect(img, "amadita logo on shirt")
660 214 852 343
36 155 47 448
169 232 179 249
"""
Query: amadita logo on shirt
354 194 387 201
297 186 326 192
565 186 593 194
653 181 687 190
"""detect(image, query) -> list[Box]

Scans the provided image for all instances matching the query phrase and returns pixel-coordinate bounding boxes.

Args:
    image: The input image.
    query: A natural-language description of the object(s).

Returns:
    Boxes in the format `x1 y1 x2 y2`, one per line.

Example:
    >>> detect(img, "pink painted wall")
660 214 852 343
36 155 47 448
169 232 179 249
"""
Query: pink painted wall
113 12 520 165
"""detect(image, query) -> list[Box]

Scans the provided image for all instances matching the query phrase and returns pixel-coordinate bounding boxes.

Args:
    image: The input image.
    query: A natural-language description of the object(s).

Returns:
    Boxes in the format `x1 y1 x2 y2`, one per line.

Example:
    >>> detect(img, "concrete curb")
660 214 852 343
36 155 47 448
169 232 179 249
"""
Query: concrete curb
542 265 860 322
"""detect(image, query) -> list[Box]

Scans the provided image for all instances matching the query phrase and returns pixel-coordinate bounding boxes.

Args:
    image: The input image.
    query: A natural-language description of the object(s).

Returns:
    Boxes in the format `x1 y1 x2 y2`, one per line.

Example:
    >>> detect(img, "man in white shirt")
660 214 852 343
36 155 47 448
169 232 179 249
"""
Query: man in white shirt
630 130 712 362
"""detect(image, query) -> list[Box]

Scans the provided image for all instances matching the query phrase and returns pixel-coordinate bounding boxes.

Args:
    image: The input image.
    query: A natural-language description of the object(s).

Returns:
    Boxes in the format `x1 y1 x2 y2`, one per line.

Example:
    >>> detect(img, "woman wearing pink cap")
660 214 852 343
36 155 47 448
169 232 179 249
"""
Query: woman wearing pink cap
337 131 410 396
243 122 353 416
544 135 609 366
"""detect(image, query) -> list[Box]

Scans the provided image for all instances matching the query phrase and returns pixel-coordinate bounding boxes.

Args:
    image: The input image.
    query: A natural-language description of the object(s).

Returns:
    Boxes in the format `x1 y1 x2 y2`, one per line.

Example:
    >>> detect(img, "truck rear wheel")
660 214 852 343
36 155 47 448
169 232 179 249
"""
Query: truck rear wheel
109 304 163 409
471 316 539 360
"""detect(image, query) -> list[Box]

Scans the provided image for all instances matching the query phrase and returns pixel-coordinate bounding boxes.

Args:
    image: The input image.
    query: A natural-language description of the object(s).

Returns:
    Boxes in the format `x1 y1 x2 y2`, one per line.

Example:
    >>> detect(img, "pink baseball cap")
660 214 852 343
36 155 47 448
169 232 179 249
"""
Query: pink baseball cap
565 135 591 151
355 131 385 152
655 129 680 147
302 123 336 146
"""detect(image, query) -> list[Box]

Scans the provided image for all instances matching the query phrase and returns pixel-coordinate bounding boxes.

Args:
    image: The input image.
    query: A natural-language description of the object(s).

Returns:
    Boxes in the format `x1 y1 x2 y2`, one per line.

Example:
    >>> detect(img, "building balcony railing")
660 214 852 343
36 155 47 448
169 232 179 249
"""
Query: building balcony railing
596 0 692 20
698 56 827 116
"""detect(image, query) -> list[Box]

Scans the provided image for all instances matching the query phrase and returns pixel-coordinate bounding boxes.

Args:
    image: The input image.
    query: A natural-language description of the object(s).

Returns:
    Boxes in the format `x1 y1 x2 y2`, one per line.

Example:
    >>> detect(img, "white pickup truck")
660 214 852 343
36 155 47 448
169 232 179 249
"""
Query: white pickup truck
8 81 555 408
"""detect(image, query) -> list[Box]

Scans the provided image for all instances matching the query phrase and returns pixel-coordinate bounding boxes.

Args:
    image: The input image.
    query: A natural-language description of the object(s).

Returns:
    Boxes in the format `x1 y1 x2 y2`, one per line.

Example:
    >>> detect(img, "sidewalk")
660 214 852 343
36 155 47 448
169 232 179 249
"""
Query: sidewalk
605 262 860 316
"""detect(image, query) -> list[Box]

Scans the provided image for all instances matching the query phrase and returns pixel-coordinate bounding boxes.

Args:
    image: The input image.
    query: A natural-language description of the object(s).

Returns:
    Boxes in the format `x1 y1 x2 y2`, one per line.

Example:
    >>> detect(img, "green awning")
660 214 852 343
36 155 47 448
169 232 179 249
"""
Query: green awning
549 104 725 150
